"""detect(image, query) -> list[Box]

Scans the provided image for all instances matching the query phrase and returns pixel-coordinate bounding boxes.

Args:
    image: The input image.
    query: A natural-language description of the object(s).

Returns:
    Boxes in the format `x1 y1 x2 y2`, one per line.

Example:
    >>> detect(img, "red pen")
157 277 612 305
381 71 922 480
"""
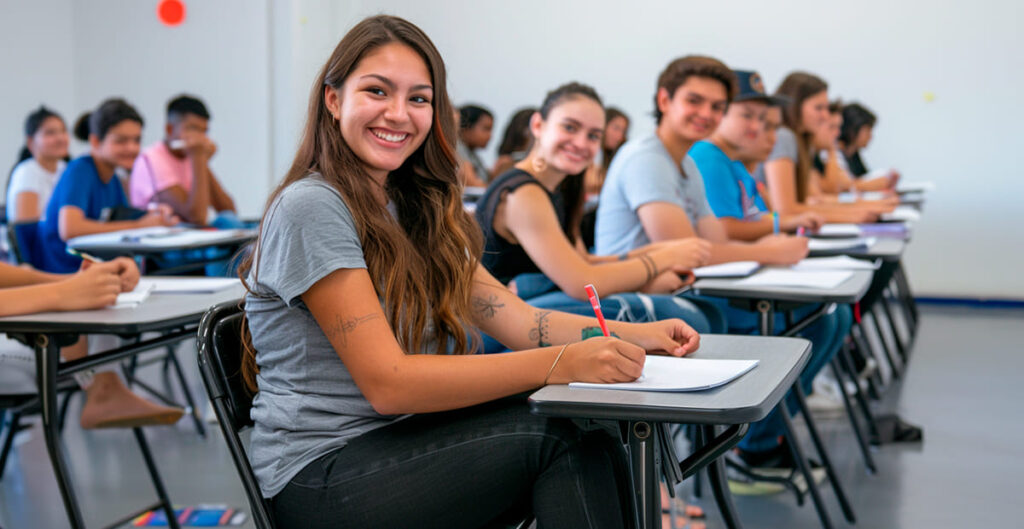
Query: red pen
584 284 611 337
797 227 806 237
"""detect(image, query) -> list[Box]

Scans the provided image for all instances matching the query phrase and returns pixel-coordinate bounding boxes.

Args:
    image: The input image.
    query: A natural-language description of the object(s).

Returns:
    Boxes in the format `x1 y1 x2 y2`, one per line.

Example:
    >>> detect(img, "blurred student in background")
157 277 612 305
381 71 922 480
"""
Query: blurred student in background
130 95 240 228
7 106 70 223
456 104 493 187
492 107 536 176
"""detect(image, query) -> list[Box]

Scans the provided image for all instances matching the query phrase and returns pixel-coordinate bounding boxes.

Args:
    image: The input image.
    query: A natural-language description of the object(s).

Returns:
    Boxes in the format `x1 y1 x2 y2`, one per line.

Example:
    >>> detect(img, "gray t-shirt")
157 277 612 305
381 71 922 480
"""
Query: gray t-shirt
594 134 715 255
245 177 403 498
753 126 798 185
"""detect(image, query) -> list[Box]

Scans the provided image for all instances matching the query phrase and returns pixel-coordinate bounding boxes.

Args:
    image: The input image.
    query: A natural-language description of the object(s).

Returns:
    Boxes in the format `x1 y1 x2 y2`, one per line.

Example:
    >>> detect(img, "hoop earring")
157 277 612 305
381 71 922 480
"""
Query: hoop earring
531 155 548 174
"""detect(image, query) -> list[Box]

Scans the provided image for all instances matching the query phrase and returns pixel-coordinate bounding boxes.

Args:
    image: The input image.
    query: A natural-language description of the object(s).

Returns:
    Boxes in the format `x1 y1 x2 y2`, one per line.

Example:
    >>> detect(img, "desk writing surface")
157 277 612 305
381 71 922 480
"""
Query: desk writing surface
691 269 873 304
68 229 256 258
810 237 904 261
529 335 810 424
0 284 245 335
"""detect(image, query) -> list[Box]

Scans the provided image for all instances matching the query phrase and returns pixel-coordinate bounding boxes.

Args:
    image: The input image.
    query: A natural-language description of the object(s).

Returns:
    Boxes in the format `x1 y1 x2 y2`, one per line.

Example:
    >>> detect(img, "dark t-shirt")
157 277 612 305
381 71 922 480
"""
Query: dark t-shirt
475 168 569 284
844 150 868 177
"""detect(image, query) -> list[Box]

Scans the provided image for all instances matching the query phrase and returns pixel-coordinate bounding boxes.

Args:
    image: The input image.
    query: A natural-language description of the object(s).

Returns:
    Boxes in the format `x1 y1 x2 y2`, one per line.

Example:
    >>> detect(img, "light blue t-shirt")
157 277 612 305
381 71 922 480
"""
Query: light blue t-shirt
594 134 714 255
689 140 767 221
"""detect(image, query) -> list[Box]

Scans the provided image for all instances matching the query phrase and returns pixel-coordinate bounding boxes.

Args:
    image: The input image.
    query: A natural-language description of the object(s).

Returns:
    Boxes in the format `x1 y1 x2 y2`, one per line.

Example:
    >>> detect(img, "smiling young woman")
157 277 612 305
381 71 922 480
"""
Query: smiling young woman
239 15 700 528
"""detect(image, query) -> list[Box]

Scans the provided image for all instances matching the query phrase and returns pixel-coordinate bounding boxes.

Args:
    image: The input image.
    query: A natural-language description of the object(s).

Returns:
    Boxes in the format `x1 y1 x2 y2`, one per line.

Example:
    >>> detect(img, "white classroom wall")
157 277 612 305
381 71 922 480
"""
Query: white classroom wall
1 0 1021 298
0 0 271 218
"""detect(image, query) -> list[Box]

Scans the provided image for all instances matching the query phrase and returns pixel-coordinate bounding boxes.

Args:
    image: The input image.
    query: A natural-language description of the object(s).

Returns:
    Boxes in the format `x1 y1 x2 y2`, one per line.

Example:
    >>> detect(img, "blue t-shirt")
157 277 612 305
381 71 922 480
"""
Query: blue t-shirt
39 155 129 272
594 134 715 255
689 140 767 221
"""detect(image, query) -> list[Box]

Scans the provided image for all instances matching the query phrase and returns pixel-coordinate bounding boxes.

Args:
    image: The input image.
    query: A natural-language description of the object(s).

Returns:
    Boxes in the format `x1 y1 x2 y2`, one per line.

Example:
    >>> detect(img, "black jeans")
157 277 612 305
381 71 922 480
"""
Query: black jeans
271 397 635 529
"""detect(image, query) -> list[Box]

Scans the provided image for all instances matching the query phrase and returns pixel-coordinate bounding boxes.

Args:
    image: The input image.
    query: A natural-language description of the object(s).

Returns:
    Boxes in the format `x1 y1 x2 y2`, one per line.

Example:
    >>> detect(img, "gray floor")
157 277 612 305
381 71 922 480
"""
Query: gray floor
2 304 1022 529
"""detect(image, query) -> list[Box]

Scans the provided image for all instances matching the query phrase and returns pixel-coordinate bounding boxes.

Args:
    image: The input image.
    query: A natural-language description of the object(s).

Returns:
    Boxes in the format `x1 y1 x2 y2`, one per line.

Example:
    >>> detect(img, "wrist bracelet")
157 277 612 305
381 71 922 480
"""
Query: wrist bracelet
543 343 571 385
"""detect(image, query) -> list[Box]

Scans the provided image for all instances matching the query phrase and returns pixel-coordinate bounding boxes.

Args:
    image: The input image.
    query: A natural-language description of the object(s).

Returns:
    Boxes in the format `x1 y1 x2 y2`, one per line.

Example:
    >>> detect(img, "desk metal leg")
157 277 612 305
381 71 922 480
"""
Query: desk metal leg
628 421 659 529
779 400 834 529
133 428 182 529
756 300 774 336
34 334 86 529
700 425 744 529
793 385 856 524
831 359 877 474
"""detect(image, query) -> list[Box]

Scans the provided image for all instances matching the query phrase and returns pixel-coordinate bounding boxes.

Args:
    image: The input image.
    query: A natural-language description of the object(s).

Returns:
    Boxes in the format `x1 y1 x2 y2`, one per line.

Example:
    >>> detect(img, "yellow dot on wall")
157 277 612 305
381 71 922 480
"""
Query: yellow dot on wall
923 91 936 103
299 16 308 25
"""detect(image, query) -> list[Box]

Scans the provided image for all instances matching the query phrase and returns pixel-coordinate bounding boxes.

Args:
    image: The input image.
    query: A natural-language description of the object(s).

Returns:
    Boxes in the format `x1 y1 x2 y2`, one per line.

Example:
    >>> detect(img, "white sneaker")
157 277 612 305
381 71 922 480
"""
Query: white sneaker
805 391 846 419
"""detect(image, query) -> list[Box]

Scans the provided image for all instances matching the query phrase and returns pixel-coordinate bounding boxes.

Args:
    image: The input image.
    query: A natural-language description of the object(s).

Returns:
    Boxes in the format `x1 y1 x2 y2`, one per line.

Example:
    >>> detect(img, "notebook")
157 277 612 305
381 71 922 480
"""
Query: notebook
896 181 935 193
113 283 155 308
568 355 758 392
693 261 760 278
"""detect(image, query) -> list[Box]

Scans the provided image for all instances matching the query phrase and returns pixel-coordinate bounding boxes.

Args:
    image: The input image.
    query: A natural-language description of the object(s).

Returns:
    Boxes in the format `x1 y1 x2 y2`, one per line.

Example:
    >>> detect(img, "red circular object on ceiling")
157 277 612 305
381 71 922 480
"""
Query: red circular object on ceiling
157 0 186 27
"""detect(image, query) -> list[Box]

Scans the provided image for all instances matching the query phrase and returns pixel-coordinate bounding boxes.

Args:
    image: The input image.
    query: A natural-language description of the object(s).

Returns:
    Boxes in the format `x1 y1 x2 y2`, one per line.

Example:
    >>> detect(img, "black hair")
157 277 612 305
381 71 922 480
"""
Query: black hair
496 107 537 156
535 82 604 245
76 98 144 142
458 104 492 130
839 103 877 146
167 94 210 122
14 106 64 167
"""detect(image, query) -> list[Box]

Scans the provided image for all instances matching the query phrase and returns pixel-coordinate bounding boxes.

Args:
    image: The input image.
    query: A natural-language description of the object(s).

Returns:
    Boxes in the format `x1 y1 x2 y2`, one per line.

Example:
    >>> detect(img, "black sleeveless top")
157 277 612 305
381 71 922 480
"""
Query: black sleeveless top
475 168 570 284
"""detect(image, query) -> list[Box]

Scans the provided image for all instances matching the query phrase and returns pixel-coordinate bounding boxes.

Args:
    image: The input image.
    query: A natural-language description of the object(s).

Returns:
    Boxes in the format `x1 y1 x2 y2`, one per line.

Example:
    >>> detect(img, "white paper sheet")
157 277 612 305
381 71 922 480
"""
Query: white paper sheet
815 224 862 237
733 269 855 289
792 256 880 271
134 229 253 248
880 206 921 222
807 237 877 251
693 261 760 278
568 355 758 392
69 227 181 247
896 181 936 193
138 277 241 293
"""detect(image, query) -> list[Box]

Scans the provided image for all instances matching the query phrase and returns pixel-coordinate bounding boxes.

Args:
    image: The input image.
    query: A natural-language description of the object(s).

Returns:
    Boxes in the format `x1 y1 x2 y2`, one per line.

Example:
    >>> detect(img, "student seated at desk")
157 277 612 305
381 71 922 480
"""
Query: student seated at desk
839 102 901 187
6 106 70 223
584 106 630 195
130 95 241 228
754 72 894 222
492 107 536 176
689 70 824 242
38 99 178 273
813 100 897 195
0 259 183 428
241 16 700 528
456 103 493 186
476 82 714 338
594 56 851 479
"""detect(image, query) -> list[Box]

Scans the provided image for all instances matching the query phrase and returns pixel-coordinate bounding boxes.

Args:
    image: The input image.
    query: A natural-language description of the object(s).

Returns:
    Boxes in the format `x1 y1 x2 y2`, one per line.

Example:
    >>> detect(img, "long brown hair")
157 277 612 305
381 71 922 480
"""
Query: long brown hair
239 15 482 391
775 72 828 203
528 82 603 244
601 107 629 174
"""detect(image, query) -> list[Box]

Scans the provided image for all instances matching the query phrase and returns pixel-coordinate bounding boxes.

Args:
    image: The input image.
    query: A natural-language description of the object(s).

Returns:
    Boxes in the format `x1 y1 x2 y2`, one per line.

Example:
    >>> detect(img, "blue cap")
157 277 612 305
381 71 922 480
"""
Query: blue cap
733 70 785 106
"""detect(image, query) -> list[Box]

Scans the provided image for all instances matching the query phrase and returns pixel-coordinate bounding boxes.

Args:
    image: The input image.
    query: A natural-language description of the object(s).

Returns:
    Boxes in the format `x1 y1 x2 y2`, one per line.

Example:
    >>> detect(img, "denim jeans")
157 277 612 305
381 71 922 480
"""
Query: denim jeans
695 298 853 453
271 397 634 529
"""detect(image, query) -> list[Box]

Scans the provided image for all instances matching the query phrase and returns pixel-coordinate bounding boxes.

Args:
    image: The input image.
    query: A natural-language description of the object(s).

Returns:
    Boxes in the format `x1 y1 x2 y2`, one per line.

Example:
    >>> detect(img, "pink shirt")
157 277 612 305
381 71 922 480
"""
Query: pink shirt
129 141 193 208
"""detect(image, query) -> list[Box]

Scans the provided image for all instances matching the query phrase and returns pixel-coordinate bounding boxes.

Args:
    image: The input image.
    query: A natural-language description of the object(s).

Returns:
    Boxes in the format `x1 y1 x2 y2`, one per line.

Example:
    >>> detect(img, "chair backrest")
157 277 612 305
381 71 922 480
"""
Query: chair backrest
197 300 275 529
7 221 45 269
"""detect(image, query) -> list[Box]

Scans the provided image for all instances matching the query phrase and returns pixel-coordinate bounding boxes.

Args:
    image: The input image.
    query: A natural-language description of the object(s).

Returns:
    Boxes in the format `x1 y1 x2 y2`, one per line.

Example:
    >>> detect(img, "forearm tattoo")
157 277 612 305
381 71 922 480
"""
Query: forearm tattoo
325 313 381 347
529 310 552 347
472 294 505 320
